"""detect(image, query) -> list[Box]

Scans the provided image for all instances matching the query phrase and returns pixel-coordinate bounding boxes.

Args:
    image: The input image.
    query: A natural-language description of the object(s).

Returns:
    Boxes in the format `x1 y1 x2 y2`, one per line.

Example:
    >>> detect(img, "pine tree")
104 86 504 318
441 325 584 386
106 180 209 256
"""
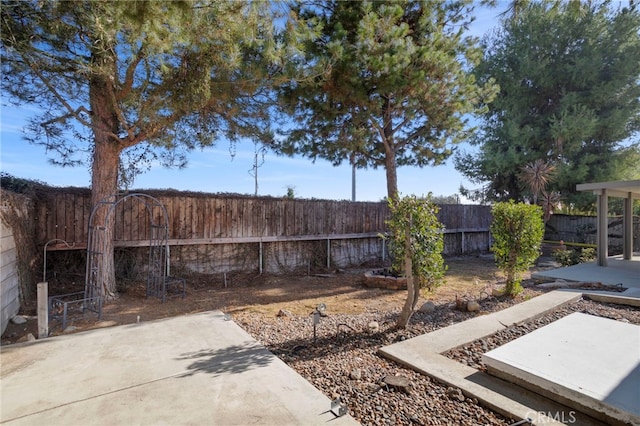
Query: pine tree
275 0 496 200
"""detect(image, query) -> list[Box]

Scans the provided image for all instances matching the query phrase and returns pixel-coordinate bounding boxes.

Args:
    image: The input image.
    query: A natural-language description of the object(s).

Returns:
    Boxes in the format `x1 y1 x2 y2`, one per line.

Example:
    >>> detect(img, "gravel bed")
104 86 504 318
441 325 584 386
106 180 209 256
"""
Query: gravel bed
445 298 640 372
236 293 639 426
236 290 549 426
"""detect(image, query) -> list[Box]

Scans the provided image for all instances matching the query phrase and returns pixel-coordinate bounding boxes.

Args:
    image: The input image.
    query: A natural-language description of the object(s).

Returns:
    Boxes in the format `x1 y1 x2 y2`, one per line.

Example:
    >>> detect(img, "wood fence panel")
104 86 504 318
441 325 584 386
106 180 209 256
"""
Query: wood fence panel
33 189 500 254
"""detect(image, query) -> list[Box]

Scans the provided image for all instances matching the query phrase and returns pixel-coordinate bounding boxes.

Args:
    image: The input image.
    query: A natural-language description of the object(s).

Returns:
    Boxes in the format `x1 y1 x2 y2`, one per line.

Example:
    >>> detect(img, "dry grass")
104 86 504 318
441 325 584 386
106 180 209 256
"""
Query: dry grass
5 255 520 343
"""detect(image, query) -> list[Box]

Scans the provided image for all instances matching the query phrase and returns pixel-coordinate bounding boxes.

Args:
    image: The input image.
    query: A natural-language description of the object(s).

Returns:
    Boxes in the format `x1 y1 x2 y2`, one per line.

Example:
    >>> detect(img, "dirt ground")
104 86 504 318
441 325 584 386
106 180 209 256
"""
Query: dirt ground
2 255 535 345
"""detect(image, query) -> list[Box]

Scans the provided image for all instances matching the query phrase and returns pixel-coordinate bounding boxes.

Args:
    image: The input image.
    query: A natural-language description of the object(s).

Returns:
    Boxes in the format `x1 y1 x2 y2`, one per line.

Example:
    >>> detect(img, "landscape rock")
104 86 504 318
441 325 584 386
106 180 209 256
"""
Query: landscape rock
466 301 481 312
364 383 382 394
10 315 27 325
381 375 412 394
446 387 466 402
349 368 362 380
367 321 379 332
491 287 505 297
17 333 35 343
276 309 293 318
63 325 78 333
418 301 436 313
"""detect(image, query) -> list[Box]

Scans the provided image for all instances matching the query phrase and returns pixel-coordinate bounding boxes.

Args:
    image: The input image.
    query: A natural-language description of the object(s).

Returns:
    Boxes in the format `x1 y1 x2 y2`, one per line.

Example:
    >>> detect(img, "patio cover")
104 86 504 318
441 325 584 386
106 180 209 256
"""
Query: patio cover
576 180 640 266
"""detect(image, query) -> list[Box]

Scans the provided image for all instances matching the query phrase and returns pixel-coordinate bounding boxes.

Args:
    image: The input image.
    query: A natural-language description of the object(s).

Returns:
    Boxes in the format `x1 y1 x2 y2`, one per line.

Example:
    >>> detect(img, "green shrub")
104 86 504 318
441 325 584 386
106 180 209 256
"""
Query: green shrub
490 201 544 296
553 247 596 266
552 249 575 267
384 194 446 328
579 247 596 263
385 194 446 291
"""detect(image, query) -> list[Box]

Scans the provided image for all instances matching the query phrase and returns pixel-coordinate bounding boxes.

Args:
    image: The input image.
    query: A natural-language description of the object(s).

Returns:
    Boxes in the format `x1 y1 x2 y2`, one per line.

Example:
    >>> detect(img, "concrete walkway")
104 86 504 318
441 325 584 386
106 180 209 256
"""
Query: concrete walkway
0 311 358 425
379 291 612 426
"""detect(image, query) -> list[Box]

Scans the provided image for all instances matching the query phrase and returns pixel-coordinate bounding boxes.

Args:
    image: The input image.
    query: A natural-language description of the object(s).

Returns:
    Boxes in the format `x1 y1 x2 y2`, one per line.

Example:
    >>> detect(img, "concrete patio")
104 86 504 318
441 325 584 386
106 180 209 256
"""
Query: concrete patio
0 311 358 426
532 255 640 297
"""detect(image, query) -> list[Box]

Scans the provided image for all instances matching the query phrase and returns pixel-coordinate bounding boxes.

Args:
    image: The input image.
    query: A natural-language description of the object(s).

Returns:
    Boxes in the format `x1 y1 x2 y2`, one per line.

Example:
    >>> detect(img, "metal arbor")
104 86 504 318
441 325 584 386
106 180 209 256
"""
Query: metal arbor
85 193 171 309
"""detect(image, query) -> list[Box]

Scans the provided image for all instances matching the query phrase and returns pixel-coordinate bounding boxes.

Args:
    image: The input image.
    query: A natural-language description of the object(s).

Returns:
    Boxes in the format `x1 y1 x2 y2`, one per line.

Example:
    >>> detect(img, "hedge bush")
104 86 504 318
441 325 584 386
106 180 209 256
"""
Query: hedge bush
490 201 544 296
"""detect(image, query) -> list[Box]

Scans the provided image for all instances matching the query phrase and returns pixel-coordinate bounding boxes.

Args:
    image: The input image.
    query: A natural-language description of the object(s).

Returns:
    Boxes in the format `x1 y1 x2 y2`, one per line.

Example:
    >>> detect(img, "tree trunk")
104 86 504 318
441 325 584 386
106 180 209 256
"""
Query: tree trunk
397 222 415 328
385 152 399 202
382 98 399 201
89 61 122 302
90 138 120 301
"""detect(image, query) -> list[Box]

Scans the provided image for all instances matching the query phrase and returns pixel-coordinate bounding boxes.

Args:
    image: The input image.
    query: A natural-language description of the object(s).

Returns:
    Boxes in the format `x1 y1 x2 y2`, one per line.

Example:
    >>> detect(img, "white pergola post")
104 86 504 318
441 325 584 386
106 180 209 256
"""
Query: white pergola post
577 180 640 267
597 189 608 267
623 192 633 260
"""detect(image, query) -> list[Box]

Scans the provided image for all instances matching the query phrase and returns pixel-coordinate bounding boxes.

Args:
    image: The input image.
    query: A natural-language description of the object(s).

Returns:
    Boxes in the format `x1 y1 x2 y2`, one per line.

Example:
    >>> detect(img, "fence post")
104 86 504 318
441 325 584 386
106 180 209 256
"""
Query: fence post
37 282 48 339
326 238 331 269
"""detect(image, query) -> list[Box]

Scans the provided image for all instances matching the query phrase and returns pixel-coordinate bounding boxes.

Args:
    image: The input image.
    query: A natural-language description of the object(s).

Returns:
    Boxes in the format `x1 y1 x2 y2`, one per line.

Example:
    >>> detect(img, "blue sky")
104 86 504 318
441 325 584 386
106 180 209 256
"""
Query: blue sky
0 4 502 202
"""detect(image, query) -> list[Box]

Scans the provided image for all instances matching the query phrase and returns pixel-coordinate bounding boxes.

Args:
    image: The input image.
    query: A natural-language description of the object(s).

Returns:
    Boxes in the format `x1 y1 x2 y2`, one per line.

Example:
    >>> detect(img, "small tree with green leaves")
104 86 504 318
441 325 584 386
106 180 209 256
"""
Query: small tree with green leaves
490 201 544 296
385 194 446 328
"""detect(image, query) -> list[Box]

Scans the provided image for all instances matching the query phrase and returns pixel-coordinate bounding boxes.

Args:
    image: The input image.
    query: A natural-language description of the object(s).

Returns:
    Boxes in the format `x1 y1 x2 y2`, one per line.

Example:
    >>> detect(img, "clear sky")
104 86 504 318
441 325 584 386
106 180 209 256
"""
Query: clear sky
0 4 503 202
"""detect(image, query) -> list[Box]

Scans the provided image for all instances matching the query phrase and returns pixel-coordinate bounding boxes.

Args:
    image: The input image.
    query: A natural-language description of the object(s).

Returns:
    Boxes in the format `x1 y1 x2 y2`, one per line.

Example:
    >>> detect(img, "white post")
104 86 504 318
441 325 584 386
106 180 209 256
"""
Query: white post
623 193 633 260
597 189 608 266
37 282 48 339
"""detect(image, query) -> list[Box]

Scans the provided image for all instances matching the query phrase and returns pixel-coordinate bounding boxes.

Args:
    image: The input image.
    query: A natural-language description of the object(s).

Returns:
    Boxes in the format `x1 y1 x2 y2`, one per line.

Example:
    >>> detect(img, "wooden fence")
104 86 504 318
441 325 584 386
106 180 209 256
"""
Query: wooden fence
545 213 640 251
31 189 492 274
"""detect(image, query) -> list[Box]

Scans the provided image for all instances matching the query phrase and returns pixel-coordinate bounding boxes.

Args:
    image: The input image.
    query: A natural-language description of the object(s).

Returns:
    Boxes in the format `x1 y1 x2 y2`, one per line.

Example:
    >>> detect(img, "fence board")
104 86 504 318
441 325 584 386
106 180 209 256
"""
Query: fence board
32 189 502 256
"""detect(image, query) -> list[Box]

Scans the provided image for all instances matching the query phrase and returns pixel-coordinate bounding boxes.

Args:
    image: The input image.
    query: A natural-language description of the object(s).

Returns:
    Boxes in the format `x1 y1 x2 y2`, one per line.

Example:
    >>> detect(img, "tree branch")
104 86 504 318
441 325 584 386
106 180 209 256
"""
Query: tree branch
28 61 94 129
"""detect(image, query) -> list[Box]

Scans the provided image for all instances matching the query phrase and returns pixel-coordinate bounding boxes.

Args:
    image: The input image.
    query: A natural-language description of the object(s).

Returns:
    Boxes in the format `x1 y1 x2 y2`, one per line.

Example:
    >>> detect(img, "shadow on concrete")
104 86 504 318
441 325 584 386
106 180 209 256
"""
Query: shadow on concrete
604 361 640 418
176 342 273 377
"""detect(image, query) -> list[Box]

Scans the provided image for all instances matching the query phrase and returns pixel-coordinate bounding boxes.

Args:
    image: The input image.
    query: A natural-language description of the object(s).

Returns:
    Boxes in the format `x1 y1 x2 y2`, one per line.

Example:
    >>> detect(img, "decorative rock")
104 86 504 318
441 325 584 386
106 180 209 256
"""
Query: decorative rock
10 315 27 325
381 375 412 394
17 333 35 343
63 325 78 333
349 369 362 380
365 383 382 394
446 386 465 402
276 309 293 318
367 321 379 332
466 301 481 312
418 301 436 313
491 287 505 297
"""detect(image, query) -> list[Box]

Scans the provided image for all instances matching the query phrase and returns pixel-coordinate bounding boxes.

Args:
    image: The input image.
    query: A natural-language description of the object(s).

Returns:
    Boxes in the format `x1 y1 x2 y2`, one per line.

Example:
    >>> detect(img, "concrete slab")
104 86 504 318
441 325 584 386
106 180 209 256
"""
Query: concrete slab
0 311 358 425
378 291 609 425
532 256 640 291
483 312 640 425
382 291 581 357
